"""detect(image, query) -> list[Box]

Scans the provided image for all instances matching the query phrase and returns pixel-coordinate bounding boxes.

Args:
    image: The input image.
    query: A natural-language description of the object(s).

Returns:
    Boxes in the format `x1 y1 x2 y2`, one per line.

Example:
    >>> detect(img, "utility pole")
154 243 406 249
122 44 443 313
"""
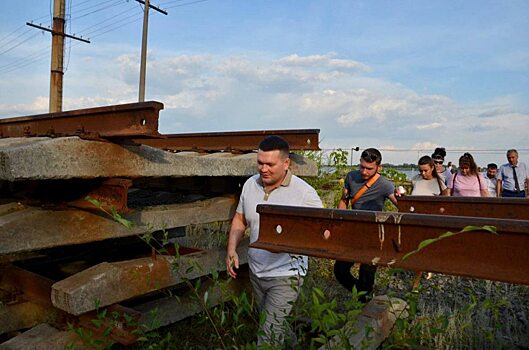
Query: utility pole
136 0 168 102
138 0 150 102
49 0 65 113
27 0 90 113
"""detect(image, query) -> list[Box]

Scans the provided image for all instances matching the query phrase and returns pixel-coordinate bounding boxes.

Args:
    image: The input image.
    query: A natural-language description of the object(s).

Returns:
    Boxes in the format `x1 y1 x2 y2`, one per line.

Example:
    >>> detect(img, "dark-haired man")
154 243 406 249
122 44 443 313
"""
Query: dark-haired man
483 163 498 197
334 148 397 301
497 149 529 198
226 135 322 346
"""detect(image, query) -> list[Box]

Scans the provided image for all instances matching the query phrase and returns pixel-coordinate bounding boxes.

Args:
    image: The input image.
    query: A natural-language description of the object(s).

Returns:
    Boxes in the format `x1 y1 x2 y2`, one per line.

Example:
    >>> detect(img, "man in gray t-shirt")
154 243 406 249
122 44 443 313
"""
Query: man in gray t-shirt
334 148 397 301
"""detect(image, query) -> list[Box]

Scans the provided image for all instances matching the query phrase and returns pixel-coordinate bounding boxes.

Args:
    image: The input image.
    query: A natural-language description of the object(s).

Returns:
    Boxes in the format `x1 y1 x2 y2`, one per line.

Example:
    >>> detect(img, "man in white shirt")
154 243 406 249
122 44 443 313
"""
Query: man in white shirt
225 135 323 347
497 149 529 198
483 163 498 197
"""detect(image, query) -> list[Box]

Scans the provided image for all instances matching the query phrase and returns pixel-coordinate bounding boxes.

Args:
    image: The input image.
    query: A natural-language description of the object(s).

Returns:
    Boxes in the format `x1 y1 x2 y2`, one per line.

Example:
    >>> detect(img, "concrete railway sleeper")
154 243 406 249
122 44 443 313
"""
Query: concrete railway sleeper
0 241 249 345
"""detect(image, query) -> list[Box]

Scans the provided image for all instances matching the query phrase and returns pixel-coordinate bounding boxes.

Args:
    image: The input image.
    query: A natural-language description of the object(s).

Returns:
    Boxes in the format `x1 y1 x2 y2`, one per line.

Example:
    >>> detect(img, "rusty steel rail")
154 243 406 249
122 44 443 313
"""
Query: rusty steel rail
397 196 529 220
251 205 529 285
131 129 320 151
0 101 162 138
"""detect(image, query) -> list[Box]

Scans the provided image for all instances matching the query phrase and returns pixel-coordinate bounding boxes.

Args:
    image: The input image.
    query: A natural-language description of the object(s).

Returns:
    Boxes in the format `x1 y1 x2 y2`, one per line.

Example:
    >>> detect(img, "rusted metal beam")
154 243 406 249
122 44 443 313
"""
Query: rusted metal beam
397 196 529 220
130 129 320 151
68 178 133 214
0 265 55 307
251 205 529 285
0 265 71 335
0 101 162 138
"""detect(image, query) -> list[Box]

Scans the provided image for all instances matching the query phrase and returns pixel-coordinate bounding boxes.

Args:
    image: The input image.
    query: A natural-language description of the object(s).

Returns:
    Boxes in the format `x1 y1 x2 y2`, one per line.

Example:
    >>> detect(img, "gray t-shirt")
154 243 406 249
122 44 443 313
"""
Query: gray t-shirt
344 171 395 211
237 171 323 277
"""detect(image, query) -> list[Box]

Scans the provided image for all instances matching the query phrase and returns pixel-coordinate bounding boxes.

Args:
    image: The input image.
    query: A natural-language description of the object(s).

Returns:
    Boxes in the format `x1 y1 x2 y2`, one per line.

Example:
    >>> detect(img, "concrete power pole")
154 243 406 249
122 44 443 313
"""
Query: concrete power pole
137 0 167 102
138 0 150 102
49 0 66 113
28 0 89 112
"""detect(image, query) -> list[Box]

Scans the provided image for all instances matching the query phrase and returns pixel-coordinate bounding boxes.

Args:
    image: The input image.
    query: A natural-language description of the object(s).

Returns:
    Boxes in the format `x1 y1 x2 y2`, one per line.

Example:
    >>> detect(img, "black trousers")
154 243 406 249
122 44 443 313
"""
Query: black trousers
334 261 377 299
502 189 525 198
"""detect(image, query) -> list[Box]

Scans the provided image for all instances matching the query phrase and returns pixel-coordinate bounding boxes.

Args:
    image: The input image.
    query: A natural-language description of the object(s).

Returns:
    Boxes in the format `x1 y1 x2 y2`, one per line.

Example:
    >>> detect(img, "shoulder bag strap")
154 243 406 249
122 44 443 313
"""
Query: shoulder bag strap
436 176 443 194
349 173 381 206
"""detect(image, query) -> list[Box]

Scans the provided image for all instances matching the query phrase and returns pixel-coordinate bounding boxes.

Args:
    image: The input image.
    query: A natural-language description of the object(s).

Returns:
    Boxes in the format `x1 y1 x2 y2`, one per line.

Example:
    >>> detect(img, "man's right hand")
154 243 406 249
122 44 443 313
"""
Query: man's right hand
226 252 240 278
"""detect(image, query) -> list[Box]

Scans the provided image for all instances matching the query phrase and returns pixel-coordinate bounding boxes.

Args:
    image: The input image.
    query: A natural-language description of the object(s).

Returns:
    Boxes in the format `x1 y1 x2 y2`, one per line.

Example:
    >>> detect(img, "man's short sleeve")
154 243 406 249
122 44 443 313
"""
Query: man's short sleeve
303 186 323 208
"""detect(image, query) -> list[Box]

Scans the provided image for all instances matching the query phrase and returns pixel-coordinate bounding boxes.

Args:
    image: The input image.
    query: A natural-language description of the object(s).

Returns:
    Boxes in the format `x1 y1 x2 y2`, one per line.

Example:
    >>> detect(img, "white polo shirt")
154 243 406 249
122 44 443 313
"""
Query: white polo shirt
237 170 323 278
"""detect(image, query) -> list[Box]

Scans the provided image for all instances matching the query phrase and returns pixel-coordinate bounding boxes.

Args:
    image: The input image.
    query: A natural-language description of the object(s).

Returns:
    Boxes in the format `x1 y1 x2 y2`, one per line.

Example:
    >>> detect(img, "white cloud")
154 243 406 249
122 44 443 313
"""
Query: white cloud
0 96 48 116
277 53 370 72
416 122 442 130
1 51 527 167
411 142 439 150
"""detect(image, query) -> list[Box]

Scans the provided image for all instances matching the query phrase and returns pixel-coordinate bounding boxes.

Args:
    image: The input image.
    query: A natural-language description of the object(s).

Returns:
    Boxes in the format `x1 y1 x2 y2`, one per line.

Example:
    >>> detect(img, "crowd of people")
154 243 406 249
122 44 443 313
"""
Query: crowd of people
224 136 528 347
409 147 529 198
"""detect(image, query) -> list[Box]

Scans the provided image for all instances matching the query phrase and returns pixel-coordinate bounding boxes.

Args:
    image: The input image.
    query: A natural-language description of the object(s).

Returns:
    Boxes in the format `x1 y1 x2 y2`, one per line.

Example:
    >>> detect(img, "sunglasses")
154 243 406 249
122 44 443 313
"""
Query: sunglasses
361 150 380 163
433 160 443 164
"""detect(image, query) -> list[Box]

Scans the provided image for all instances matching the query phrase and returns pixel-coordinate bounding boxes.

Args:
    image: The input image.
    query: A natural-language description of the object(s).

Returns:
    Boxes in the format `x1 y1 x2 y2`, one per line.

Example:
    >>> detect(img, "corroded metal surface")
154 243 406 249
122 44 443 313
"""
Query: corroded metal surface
133 129 320 151
68 178 133 214
0 265 69 335
397 195 529 220
0 101 162 138
251 205 529 285
0 265 54 307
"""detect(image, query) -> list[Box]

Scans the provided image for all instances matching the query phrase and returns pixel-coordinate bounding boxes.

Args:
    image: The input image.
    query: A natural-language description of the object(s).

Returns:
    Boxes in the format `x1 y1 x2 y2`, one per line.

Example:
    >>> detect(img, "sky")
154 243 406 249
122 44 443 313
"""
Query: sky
0 0 528 166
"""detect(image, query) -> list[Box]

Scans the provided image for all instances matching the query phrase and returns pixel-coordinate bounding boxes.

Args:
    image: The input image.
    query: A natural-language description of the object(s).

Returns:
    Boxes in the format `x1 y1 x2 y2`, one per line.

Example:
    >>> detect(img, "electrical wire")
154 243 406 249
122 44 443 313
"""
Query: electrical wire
70 0 130 21
0 31 40 57
0 46 51 76
75 5 138 35
163 0 209 9
0 28 35 53
87 13 144 40
0 25 28 46
157 0 190 6
69 0 121 17
64 0 74 72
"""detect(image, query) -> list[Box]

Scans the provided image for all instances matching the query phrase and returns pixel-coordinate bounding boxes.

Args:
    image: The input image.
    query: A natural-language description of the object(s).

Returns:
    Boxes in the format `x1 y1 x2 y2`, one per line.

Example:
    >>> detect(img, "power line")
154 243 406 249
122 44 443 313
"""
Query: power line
64 0 74 72
69 0 121 17
0 31 40 57
0 47 51 75
0 28 36 54
157 0 192 5
75 6 139 35
70 0 130 21
163 0 210 10
83 11 144 39
0 24 27 46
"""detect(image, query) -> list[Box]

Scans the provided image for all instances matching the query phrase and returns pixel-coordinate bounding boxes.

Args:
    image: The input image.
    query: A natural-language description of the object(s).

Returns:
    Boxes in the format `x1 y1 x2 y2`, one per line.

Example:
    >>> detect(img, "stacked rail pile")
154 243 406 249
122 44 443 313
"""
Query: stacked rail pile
0 101 320 347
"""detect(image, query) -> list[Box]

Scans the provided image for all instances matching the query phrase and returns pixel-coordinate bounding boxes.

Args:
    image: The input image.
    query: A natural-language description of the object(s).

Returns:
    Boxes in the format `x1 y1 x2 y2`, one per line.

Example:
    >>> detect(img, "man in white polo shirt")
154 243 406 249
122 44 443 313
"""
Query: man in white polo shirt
225 135 322 347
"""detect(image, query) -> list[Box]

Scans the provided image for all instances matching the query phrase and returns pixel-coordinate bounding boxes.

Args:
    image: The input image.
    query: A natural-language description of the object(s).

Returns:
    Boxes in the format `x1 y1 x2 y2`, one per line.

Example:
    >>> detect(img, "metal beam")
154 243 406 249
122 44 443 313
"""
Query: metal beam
397 196 529 220
0 101 162 138
68 178 133 214
130 129 320 151
251 205 529 285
